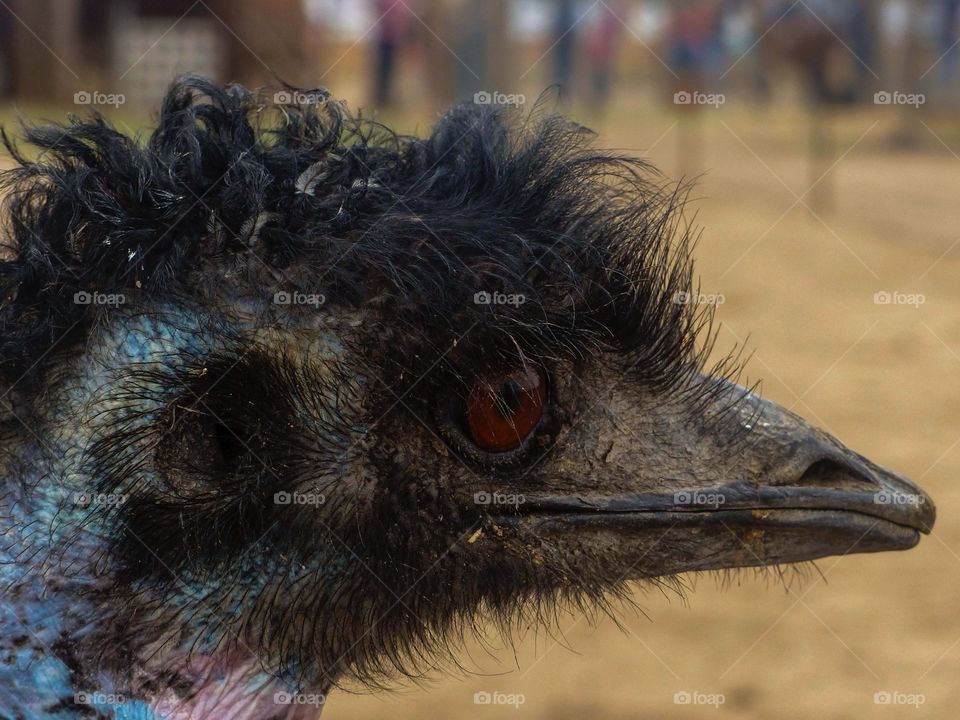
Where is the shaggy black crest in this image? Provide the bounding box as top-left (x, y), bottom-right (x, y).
top-left (0, 75), bottom-right (935, 706)
top-left (0, 75), bottom-right (715, 403)
top-left (0, 77), bottom-right (765, 695)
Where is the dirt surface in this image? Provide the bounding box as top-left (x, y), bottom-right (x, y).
top-left (327, 102), bottom-right (960, 719)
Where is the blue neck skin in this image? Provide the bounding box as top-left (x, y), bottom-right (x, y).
top-left (0, 312), bottom-right (329, 718)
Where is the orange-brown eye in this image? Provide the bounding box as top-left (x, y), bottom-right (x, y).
top-left (466, 365), bottom-right (545, 452)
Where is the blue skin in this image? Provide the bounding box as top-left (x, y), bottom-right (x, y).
top-left (0, 313), bottom-right (191, 716)
top-left (0, 309), bottom-right (323, 716)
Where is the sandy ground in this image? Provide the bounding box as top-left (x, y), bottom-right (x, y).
top-left (325, 101), bottom-right (960, 719)
top-left (1, 96), bottom-right (955, 719)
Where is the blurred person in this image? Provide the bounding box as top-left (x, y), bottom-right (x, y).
top-left (551, 0), bottom-right (579, 100)
top-left (720, 0), bottom-right (770, 99)
top-left (719, 0), bottom-right (755, 60)
top-left (668, 1), bottom-right (723, 178)
top-left (372, 0), bottom-right (410, 106)
top-left (938, 0), bottom-right (960, 93)
top-left (453, 0), bottom-right (490, 100)
top-left (848, 0), bottom-right (878, 100)
top-left (769, 0), bottom-right (857, 104)
top-left (447, 0), bottom-right (510, 104)
top-left (765, 0), bottom-right (872, 210)
top-left (879, 0), bottom-right (926, 99)
top-left (668, 0), bottom-right (722, 93)
top-left (586, 0), bottom-right (626, 108)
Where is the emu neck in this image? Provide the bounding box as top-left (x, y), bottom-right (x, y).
top-left (1, 447), bottom-right (328, 718)
top-left (0, 307), bottom-right (342, 717)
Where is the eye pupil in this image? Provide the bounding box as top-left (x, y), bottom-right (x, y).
top-left (466, 365), bottom-right (545, 453)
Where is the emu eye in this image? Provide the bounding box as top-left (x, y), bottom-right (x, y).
top-left (466, 365), bottom-right (545, 452)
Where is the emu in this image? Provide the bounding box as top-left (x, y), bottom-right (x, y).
top-left (0, 77), bottom-right (934, 718)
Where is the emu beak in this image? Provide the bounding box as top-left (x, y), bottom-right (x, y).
top-left (511, 380), bottom-right (935, 574)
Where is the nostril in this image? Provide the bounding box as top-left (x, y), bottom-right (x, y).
top-left (796, 458), bottom-right (878, 492)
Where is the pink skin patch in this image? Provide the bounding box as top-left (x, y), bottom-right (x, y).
top-left (149, 652), bottom-right (326, 719)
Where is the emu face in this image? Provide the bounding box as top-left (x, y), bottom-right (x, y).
top-left (0, 78), bottom-right (934, 711)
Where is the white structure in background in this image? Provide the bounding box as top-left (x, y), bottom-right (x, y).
top-left (112, 9), bottom-right (225, 108)
top-left (305, 0), bottom-right (373, 39)
top-left (303, 0), bottom-right (663, 43)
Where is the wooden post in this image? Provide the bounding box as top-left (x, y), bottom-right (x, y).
top-left (807, 102), bottom-right (834, 214)
top-left (676, 106), bottom-right (705, 180)
top-left (11, 0), bottom-right (81, 103)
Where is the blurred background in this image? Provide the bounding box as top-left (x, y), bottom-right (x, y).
top-left (1, 1), bottom-right (959, 718)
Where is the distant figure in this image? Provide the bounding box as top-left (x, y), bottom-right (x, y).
top-left (720, 0), bottom-right (767, 99)
top-left (939, 0), bottom-right (960, 92)
top-left (551, 0), bottom-right (579, 100)
top-left (452, 0), bottom-right (490, 101)
top-left (666, 1), bottom-right (722, 178)
top-left (848, 0), bottom-right (876, 99)
top-left (667, 0), bottom-right (722, 94)
top-left (586, 1), bottom-right (625, 108)
top-left (372, 0), bottom-right (409, 106)
top-left (769, 0), bottom-right (857, 104)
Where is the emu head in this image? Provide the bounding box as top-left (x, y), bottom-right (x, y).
top-left (0, 77), bottom-right (934, 713)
